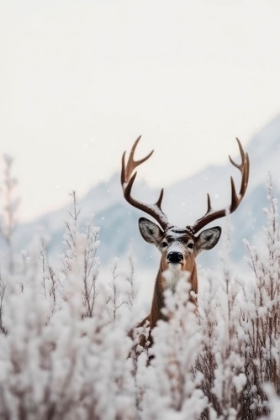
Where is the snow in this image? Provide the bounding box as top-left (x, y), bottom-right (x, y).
top-left (0, 116), bottom-right (280, 417)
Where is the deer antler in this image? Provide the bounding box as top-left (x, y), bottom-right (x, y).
top-left (188, 138), bottom-right (250, 234)
top-left (121, 136), bottom-right (170, 231)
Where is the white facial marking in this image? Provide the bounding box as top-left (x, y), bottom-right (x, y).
top-left (168, 263), bottom-right (182, 271)
top-left (163, 269), bottom-right (182, 293)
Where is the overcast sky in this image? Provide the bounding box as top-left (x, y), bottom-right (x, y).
top-left (1, 0), bottom-right (280, 222)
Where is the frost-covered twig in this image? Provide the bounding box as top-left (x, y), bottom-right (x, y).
top-left (0, 155), bottom-right (20, 274)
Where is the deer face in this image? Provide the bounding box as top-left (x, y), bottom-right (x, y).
top-left (139, 217), bottom-right (221, 273)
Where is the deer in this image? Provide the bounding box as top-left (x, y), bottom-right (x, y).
top-left (121, 136), bottom-right (249, 351)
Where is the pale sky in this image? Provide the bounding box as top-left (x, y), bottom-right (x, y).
top-left (1, 1), bottom-right (280, 222)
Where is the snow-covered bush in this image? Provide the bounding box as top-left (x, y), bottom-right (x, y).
top-left (195, 175), bottom-right (280, 419)
top-left (0, 190), bottom-right (137, 420)
top-left (1, 171), bottom-right (280, 419)
top-left (141, 276), bottom-right (207, 419)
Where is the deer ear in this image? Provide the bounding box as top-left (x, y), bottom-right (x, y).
top-left (196, 226), bottom-right (221, 253)
top-left (138, 217), bottom-right (164, 245)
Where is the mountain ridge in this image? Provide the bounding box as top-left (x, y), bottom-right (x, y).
top-left (10, 114), bottom-right (280, 268)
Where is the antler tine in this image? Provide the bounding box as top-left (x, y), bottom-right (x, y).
top-left (189, 138), bottom-right (250, 234)
top-left (229, 138), bottom-right (245, 169)
top-left (228, 138), bottom-right (250, 212)
top-left (121, 136), bottom-right (170, 230)
top-left (207, 193), bottom-right (212, 212)
top-left (121, 136), bottom-right (154, 186)
top-left (156, 188), bottom-right (164, 208)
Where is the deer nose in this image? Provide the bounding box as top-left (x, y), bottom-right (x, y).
top-left (167, 252), bottom-right (183, 263)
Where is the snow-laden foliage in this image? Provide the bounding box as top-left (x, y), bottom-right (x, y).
top-left (0, 155), bottom-right (20, 274)
top-left (1, 175), bottom-right (280, 418)
top-left (0, 192), bottom-right (136, 420)
top-left (140, 277), bottom-right (207, 419)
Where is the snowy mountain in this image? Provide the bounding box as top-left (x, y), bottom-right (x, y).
top-left (12, 114), bottom-right (280, 269)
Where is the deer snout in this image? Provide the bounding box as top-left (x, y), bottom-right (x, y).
top-left (167, 251), bottom-right (183, 264)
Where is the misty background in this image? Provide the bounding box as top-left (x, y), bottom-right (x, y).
top-left (1, 1), bottom-right (280, 222)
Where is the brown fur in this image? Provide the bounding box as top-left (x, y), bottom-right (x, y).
top-left (131, 226), bottom-right (209, 357)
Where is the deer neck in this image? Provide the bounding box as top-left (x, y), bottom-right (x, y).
top-left (149, 262), bottom-right (198, 329)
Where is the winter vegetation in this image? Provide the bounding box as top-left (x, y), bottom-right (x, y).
top-left (1, 157), bottom-right (280, 419)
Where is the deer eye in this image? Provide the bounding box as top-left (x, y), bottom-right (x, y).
top-left (187, 243), bottom-right (194, 249)
top-left (161, 241), bottom-right (168, 248)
